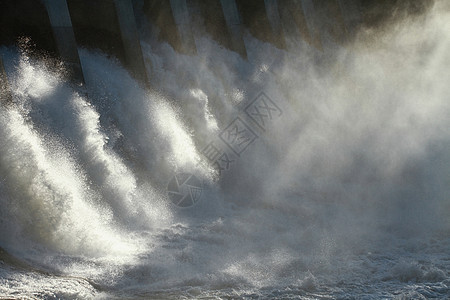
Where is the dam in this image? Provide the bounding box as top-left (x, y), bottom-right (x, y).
top-left (0, 0), bottom-right (367, 86)
top-left (0, 1), bottom-right (449, 299)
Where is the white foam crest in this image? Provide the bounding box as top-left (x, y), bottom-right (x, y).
top-left (71, 90), bottom-right (173, 228)
top-left (0, 60), bottom-right (144, 255)
top-left (78, 49), bottom-right (214, 181)
top-left (71, 94), bottom-right (139, 220)
top-left (13, 55), bottom-right (59, 102)
top-left (7, 50), bottom-right (172, 233)
top-left (0, 100), bottom-right (139, 259)
top-left (0, 265), bottom-right (102, 299)
top-left (153, 100), bottom-right (201, 170)
top-left (189, 88), bottom-right (219, 132)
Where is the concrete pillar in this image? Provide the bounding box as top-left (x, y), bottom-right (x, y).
top-left (169, 0), bottom-right (196, 54)
top-left (298, 0), bottom-right (323, 50)
top-left (43, 0), bottom-right (84, 84)
top-left (113, 0), bottom-right (150, 87)
top-left (264, 0), bottom-right (285, 48)
top-left (298, 0), bottom-right (346, 51)
top-left (0, 57), bottom-right (13, 105)
top-left (220, 0), bottom-right (247, 58)
top-left (277, 0), bottom-right (315, 48)
top-left (337, 0), bottom-right (361, 35)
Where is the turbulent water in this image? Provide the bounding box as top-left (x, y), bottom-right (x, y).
top-left (1, 2), bottom-right (450, 299)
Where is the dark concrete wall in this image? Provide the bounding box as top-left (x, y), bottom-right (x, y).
top-left (0, 57), bottom-right (13, 105)
top-left (113, 0), bottom-right (149, 86)
top-left (278, 0), bottom-right (316, 47)
top-left (67, 0), bottom-right (126, 63)
top-left (0, 0), bottom-right (437, 73)
top-left (0, 0), bottom-right (57, 54)
top-left (44, 0), bottom-right (84, 84)
top-left (312, 0), bottom-right (347, 44)
top-left (192, 0), bottom-right (232, 51)
top-left (236, 0), bottom-right (285, 48)
top-left (360, 0), bottom-right (434, 28)
top-left (143, 0), bottom-right (185, 53)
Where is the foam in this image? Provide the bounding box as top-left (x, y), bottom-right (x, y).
top-left (0, 1), bottom-right (449, 298)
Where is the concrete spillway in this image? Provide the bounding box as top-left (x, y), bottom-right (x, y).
top-left (113, 0), bottom-right (150, 87)
top-left (3, 0), bottom-right (429, 87)
top-left (43, 0), bottom-right (84, 84)
top-left (0, 56), bottom-right (12, 105)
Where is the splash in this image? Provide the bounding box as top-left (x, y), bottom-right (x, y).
top-left (0, 1), bottom-right (449, 298)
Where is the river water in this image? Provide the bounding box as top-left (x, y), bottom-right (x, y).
top-left (0, 2), bottom-right (449, 299)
